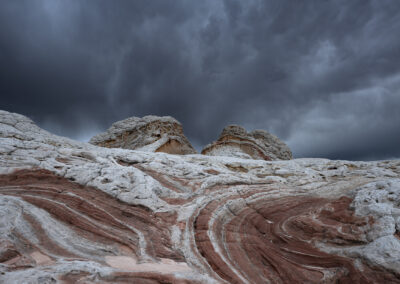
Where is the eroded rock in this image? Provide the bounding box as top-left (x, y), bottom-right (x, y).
top-left (202, 124), bottom-right (292, 160)
top-left (1, 110), bottom-right (400, 283)
top-left (90, 115), bottom-right (196, 155)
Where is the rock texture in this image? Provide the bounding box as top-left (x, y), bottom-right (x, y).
top-left (201, 125), bottom-right (292, 160)
top-left (89, 115), bottom-right (196, 155)
top-left (1, 110), bottom-right (400, 283)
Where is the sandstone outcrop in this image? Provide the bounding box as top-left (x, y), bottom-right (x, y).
top-left (90, 115), bottom-right (196, 155)
top-left (202, 124), bottom-right (292, 160)
top-left (1, 110), bottom-right (400, 283)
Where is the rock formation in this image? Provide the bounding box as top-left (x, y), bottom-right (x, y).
top-left (202, 124), bottom-right (292, 160)
top-left (1, 109), bottom-right (400, 283)
top-left (89, 115), bottom-right (196, 155)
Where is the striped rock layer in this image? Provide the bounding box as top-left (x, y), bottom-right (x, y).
top-left (0, 110), bottom-right (400, 283)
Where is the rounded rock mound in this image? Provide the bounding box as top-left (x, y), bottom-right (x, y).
top-left (201, 125), bottom-right (292, 160)
top-left (89, 115), bottom-right (196, 155)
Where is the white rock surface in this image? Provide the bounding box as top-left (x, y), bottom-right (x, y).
top-left (0, 110), bottom-right (399, 283)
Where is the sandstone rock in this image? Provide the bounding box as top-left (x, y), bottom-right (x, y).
top-left (201, 124), bottom-right (292, 160)
top-left (89, 115), bottom-right (196, 155)
top-left (1, 110), bottom-right (400, 283)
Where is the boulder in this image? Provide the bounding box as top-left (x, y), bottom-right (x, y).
top-left (201, 124), bottom-right (292, 160)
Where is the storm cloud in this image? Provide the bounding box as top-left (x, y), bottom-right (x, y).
top-left (1, 0), bottom-right (400, 160)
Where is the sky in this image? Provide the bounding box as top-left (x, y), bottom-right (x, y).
top-left (1, 0), bottom-right (400, 160)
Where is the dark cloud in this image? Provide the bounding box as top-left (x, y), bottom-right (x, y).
top-left (1, 0), bottom-right (399, 160)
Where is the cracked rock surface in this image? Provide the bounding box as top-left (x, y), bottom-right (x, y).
top-left (1, 110), bottom-right (400, 283)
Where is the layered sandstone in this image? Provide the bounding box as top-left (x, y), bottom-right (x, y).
top-left (202, 125), bottom-right (292, 160)
top-left (1, 110), bottom-right (400, 283)
top-left (90, 115), bottom-right (196, 155)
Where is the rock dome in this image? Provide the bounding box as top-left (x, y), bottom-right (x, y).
top-left (201, 124), bottom-right (292, 160)
top-left (90, 115), bottom-right (196, 155)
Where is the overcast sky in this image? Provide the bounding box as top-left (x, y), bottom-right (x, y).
top-left (1, 0), bottom-right (400, 160)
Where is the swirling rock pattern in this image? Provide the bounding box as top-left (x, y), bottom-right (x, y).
top-left (1, 110), bottom-right (400, 283)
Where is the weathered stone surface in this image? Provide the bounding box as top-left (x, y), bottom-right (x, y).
top-left (201, 125), bottom-right (292, 160)
top-left (90, 115), bottom-right (197, 155)
top-left (1, 110), bottom-right (400, 283)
